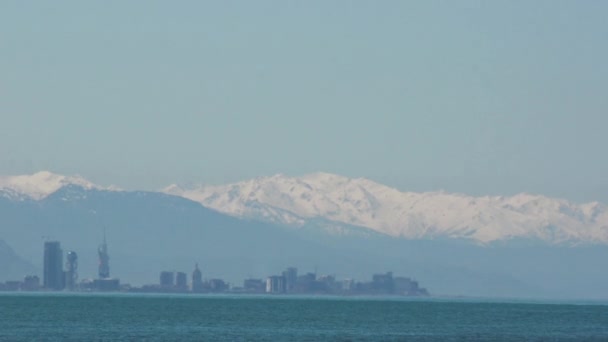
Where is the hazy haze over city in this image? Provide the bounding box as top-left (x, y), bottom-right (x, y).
top-left (1, 1), bottom-right (607, 203)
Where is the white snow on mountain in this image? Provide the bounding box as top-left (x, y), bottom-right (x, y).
top-left (163, 172), bottom-right (608, 244)
top-left (0, 171), bottom-right (119, 200)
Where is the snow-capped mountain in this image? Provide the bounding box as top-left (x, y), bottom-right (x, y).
top-left (3, 170), bottom-right (607, 245)
top-left (163, 172), bottom-right (608, 245)
top-left (0, 171), bottom-right (118, 200)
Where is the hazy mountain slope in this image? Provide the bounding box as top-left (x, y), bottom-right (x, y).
top-left (0, 239), bottom-right (37, 282)
top-left (164, 173), bottom-right (608, 245)
top-left (0, 186), bottom-right (344, 285)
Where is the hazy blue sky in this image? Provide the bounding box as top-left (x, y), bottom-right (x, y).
top-left (1, 1), bottom-right (607, 202)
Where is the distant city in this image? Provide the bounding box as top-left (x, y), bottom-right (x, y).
top-left (0, 237), bottom-right (429, 297)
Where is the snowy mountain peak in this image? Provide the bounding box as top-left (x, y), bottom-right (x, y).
top-left (0, 171), bottom-right (118, 200)
top-left (163, 184), bottom-right (184, 195)
top-left (163, 172), bottom-right (608, 245)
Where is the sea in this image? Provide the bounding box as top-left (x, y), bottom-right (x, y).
top-left (1, 293), bottom-right (608, 341)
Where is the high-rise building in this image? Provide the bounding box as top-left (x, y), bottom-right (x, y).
top-left (98, 232), bottom-right (110, 279)
top-left (282, 267), bottom-right (298, 293)
top-left (93, 231), bottom-right (120, 291)
top-left (295, 272), bottom-right (316, 293)
top-left (176, 272), bottom-right (187, 290)
top-left (372, 272), bottom-right (394, 294)
top-left (64, 251), bottom-right (78, 291)
top-left (266, 275), bottom-right (286, 294)
top-left (43, 241), bottom-right (64, 290)
top-left (160, 271), bottom-right (174, 288)
top-left (192, 263), bottom-right (202, 292)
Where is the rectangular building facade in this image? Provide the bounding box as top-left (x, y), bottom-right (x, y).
top-left (160, 271), bottom-right (174, 288)
top-left (43, 241), bottom-right (64, 291)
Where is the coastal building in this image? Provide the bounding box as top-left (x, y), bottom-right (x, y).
top-left (209, 279), bottom-right (228, 292)
top-left (65, 251), bottom-right (78, 291)
top-left (282, 267), bottom-right (298, 293)
top-left (160, 271), bottom-right (174, 288)
top-left (22, 275), bottom-right (40, 291)
top-left (98, 233), bottom-right (110, 278)
top-left (266, 275), bottom-right (286, 294)
top-left (372, 272), bottom-right (394, 294)
top-left (3, 281), bottom-right (20, 291)
top-left (393, 277), bottom-right (429, 296)
top-left (192, 263), bottom-right (203, 292)
top-left (90, 233), bottom-right (120, 291)
top-left (342, 279), bottom-right (355, 292)
top-left (317, 275), bottom-right (338, 293)
top-left (294, 272), bottom-right (316, 293)
top-left (176, 272), bottom-right (187, 290)
top-left (93, 278), bottom-right (120, 291)
top-left (43, 241), bottom-right (64, 290)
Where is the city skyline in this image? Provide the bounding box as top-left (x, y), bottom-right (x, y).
top-left (3, 238), bottom-right (428, 297)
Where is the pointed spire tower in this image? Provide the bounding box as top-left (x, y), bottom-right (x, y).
top-left (98, 227), bottom-right (110, 279)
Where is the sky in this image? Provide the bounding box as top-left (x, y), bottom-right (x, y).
top-left (1, 1), bottom-right (607, 202)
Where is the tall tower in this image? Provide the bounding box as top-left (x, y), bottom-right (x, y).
top-left (98, 230), bottom-right (110, 279)
top-left (282, 267), bottom-right (298, 293)
top-left (65, 251), bottom-right (78, 290)
top-left (192, 263), bottom-right (202, 292)
top-left (43, 241), bottom-right (64, 290)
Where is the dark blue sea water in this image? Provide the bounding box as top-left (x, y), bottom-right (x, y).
top-left (1, 294), bottom-right (608, 341)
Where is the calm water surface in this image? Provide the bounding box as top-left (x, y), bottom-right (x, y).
top-left (1, 293), bottom-right (608, 341)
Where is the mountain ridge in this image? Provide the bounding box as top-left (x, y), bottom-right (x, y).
top-left (163, 172), bottom-right (608, 245)
top-left (2, 171), bottom-right (608, 245)
top-left (0, 171), bottom-right (120, 200)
